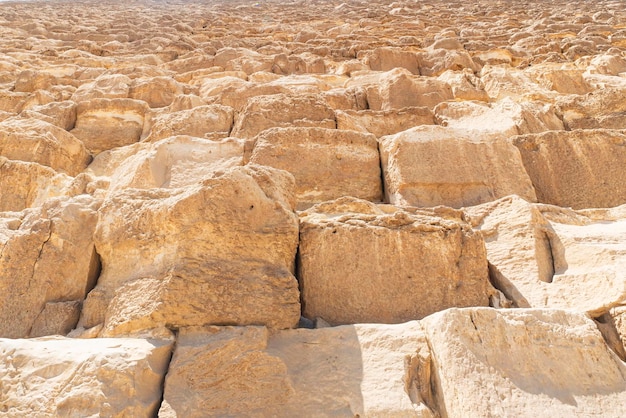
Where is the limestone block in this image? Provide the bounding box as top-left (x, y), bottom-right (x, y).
top-left (160, 322), bottom-right (435, 417)
top-left (20, 100), bottom-right (77, 131)
top-left (70, 98), bottom-right (150, 154)
top-left (512, 129), bottom-right (626, 209)
top-left (525, 63), bottom-right (592, 94)
top-left (417, 48), bottom-right (481, 77)
top-left (71, 73), bottom-right (132, 102)
top-left (434, 98), bottom-right (563, 135)
top-left (336, 106), bottom-right (434, 137)
top-left (366, 68), bottom-right (454, 110)
top-left (480, 64), bottom-right (555, 101)
top-left (379, 126), bottom-right (536, 208)
top-left (107, 135), bottom-right (244, 190)
top-left (29, 301), bottom-right (81, 337)
top-left (231, 93), bottom-right (336, 139)
top-left (0, 90), bottom-right (29, 113)
top-left (215, 82), bottom-right (289, 111)
top-left (362, 47), bottom-right (421, 74)
top-left (13, 69), bottom-right (59, 93)
top-left (0, 117), bottom-right (90, 176)
top-left (421, 308), bottom-right (626, 417)
top-left (556, 88), bottom-right (626, 130)
top-left (437, 69), bottom-right (490, 101)
top-left (81, 165), bottom-right (300, 334)
top-left (0, 336), bottom-right (172, 417)
top-left (247, 127), bottom-right (381, 209)
top-left (145, 104), bottom-right (234, 142)
top-left (0, 195), bottom-right (101, 338)
top-left (0, 157), bottom-right (75, 212)
top-left (466, 196), bottom-right (626, 315)
top-left (129, 76), bottom-right (185, 108)
top-left (298, 197), bottom-right (493, 325)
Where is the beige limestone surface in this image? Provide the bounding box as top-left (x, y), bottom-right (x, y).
top-left (0, 0), bottom-right (625, 415)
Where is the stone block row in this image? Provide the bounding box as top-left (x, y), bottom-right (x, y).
top-left (3, 308), bottom-right (626, 417)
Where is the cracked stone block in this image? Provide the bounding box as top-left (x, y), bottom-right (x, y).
top-left (0, 195), bottom-right (101, 338)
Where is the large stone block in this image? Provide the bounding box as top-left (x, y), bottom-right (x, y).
top-left (379, 126), bottom-right (536, 208)
top-left (0, 158), bottom-right (75, 212)
top-left (145, 104), bottom-right (234, 142)
top-left (336, 106), bottom-right (434, 137)
top-left (80, 165), bottom-right (301, 334)
top-left (247, 127), bottom-right (382, 209)
top-left (512, 129), bottom-right (626, 209)
top-left (0, 196), bottom-right (101, 338)
top-left (0, 117), bottom-right (90, 176)
top-left (231, 93), bottom-right (336, 139)
top-left (365, 68), bottom-right (453, 110)
top-left (421, 308), bottom-right (626, 417)
top-left (466, 196), bottom-right (626, 316)
top-left (0, 336), bottom-right (172, 417)
top-left (70, 98), bottom-right (151, 155)
top-left (160, 321), bottom-right (435, 417)
top-left (298, 197), bottom-right (494, 325)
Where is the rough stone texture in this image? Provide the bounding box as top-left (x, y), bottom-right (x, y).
top-left (434, 98), bottom-right (563, 135)
top-left (0, 196), bottom-right (101, 338)
top-left (0, 336), bottom-right (172, 417)
top-left (129, 76), bottom-right (184, 108)
top-left (467, 196), bottom-right (626, 316)
top-left (365, 68), bottom-right (454, 110)
top-left (421, 308), bottom-right (626, 417)
top-left (379, 126), bottom-right (537, 208)
top-left (247, 127), bottom-right (382, 209)
top-left (556, 88), bottom-right (626, 130)
top-left (1, 0), bottom-right (626, 415)
top-left (336, 106), bottom-right (434, 137)
top-left (0, 117), bottom-right (91, 176)
top-left (0, 157), bottom-right (75, 212)
top-left (231, 93), bottom-right (336, 139)
top-left (298, 197), bottom-right (494, 325)
top-left (96, 135), bottom-right (244, 191)
top-left (70, 98), bottom-right (150, 155)
top-left (145, 104), bottom-right (234, 142)
top-left (80, 165), bottom-right (300, 334)
top-left (512, 129), bottom-right (626, 209)
top-left (160, 322), bottom-right (435, 417)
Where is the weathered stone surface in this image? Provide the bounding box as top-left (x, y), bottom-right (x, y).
top-left (0, 158), bottom-right (75, 212)
top-left (0, 196), bottom-right (101, 338)
top-left (0, 336), bottom-right (172, 417)
top-left (434, 98), bottom-right (563, 135)
top-left (556, 88), bottom-right (626, 130)
top-left (71, 73), bottom-right (132, 102)
top-left (336, 106), bottom-right (434, 137)
top-left (365, 68), bottom-right (454, 110)
top-left (379, 126), bottom-right (536, 208)
top-left (298, 197), bottom-right (494, 325)
top-left (231, 93), bottom-right (336, 139)
top-left (0, 117), bottom-right (90, 176)
top-left (106, 135), bottom-right (244, 191)
top-left (70, 98), bottom-right (150, 155)
top-left (160, 321), bottom-right (435, 417)
top-left (247, 127), bottom-right (382, 209)
top-left (145, 104), bottom-right (234, 142)
top-left (512, 129), bottom-right (626, 209)
top-left (362, 47), bottom-right (421, 74)
top-left (80, 165), bottom-right (300, 334)
top-left (129, 76), bottom-right (184, 108)
top-left (421, 308), bottom-right (626, 417)
top-left (467, 195), bottom-right (626, 315)
top-left (437, 69), bottom-right (490, 101)
top-left (19, 101), bottom-right (77, 131)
